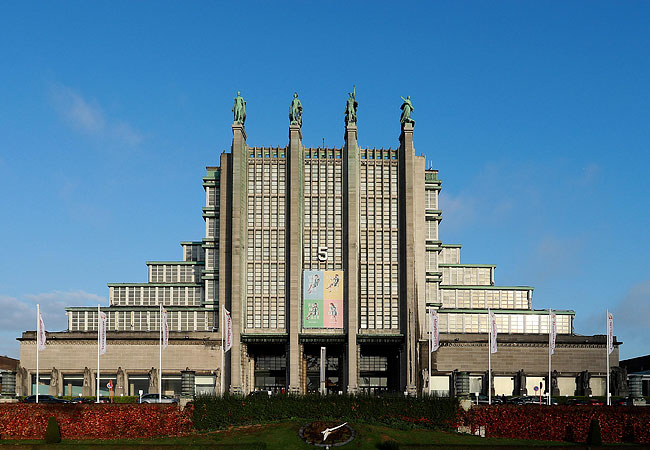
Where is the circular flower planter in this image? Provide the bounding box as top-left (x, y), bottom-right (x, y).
top-left (299, 421), bottom-right (355, 447)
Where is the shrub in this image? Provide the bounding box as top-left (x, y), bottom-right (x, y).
top-left (45, 416), bottom-right (61, 444)
top-left (0, 404), bottom-right (193, 440)
top-left (193, 394), bottom-right (458, 431)
top-left (586, 418), bottom-right (602, 446)
top-left (458, 405), bottom-right (650, 444)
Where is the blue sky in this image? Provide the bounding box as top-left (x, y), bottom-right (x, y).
top-left (1, 1), bottom-right (648, 360)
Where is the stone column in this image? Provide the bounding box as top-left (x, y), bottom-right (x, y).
top-left (399, 122), bottom-right (418, 395)
top-left (287, 124), bottom-right (304, 394)
top-left (343, 124), bottom-right (359, 394)
top-left (218, 152), bottom-right (231, 393)
top-left (229, 123), bottom-right (248, 395)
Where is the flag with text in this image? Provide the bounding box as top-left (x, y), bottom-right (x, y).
top-left (162, 307), bottom-right (169, 349)
top-left (430, 310), bottom-right (439, 352)
top-left (489, 310), bottom-right (498, 354)
top-left (224, 308), bottom-right (233, 352)
top-left (37, 311), bottom-right (46, 351)
top-left (607, 311), bottom-right (614, 355)
top-left (99, 311), bottom-right (107, 355)
top-left (550, 311), bottom-right (557, 355)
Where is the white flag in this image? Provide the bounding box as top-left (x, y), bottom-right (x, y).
top-left (161, 307), bottom-right (169, 349)
top-left (224, 308), bottom-right (233, 352)
top-left (37, 311), bottom-right (47, 351)
top-left (607, 311), bottom-right (614, 355)
top-left (549, 311), bottom-right (557, 355)
top-left (430, 310), bottom-right (439, 352)
top-left (98, 311), bottom-right (107, 355)
top-left (489, 310), bottom-right (498, 354)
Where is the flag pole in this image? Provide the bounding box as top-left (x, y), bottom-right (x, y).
top-left (97, 304), bottom-right (100, 403)
top-left (36, 304), bottom-right (40, 404)
top-left (606, 309), bottom-right (610, 406)
top-left (428, 307), bottom-right (432, 396)
top-left (488, 308), bottom-right (492, 406)
top-left (159, 303), bottom-right (162, 403)
top-left (548, 308), bottom-right (552, 406)
top-left (221, 304), bottom-right (225, 396)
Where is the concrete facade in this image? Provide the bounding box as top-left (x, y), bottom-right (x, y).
top-left (16, 96), bottom-right (621, 398)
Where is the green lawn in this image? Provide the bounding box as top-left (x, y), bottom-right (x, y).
top-left (0, 421), bottom-right (637, 449)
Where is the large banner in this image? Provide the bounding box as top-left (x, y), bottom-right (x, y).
top-left (303, 270), bottom-right (343, 329)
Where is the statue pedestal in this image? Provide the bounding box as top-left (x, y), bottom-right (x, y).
top-left (232, 122), bottom-right (246, 141)
top-left (400, 122), bottom-right (414, 149)
top-left (289, 123), bottom-right (302, 140)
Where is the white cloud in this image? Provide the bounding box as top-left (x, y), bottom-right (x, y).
top-left (577, 280), bottom-right (650, 359)
top-left (438, 187), bottom-right (514, 231)
top-left (0, 332), bottom-right (20, 359)
top-left (0, 290), bottom-right (107, 358)
top-left (613, 280), bottom-right (650, 330)
top-left (112, 120), bottom-right (143, 146)
top-left (49, 83), bottom-right (143, 146)
top-left (50, 84), bottom-right (105, 134)
top-left (0, 295), bottom-right (33, 331)
top-left (438, 191), bottom-right (477, 230)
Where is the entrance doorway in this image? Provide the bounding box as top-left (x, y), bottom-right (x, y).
top-left (303, 344), bottom-right (343, 394)
top-left (359, 344), bottom-right (400, 394)
top-left (249, 344), bottom-right (287, 393)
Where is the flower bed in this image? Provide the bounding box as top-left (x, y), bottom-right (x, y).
top-left (458, 405), bottom-right (650, 444)
top-left (0, 403), bottom-right (193, 440)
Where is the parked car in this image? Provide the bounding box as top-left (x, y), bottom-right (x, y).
top-left (70, 397), bottom-right (95, 404)
top-left (613, 396), bottom-right (647, 406)
top-left (567, 398), bottom-right (604, 406)
top-left (70, 396), bottom-right (111, 403)
top-left (138, 393), bottom-right (178, 404)
top-left (508, 395), bottom-right (557, 405)
top-left (248, 390), bottom-right (272, 397)
top-left (23, 395), bottom-right (70, 404)
top-left (472, 394), bottom-right (503, 405)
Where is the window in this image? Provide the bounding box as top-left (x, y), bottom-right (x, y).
top-left (525, 315), bottom-right (539, 333)
top-left (510, 315), bottom-right (524, 333)
top-left (425, 189), bottom-right (437, 209)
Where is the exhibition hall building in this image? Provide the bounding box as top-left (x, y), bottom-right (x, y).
top-left (15, 92), bottom-right (622, 399)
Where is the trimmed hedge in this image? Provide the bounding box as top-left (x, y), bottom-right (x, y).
top-left (193, 394), bottom-right (458, 431)
top-left (45, 416), bottom-right (61, 443)
top-left (0, 404), bottom-right (192, 440)
top-left (459, 405), bottom-right (650, 444)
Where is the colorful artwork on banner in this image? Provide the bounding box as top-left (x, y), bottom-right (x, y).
top-left (303, 270), bottom-right (343, 329)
